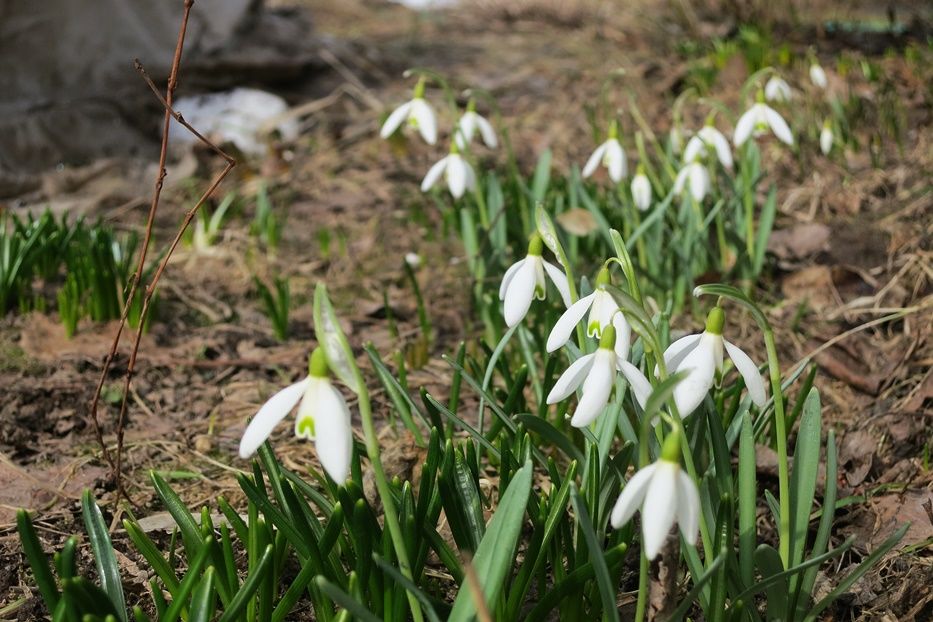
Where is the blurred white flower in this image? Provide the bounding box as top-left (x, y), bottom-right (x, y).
top-left (673, 161), bottom-right (711, 203)
top-left (810, 64), bottom-right (828, 89)
top-left (683, 125), bottom-right (733, 169)
top-left (734, 100), bottom-right (794, 147)
top-left (583, 121), bottom-right (627, 183)
top-left (421, 147), bottom-right (476, 199)
top-left (499, 235), bottom-right (571, 327)
top-left (764, 76), bottom-right (793, 103)
top-left (820, 121), bottom-right (834, 155)
top-left (454, 101), bottom-right (498, 150)
top-left (380, 78), bottom-right (437, 145)
top-left (631, 169), bottom-right (652, 211)
top-left (405, 252), bottom-right (422, 268)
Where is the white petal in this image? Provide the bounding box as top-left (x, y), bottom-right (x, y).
top-left (546, 293), bottom-right (596, 352)
top-left (582, 143), bottom-right (607, 178)
top-left (605, 139), bottom-right (627, 182)
top-left (542, 260), bottom-right (572, 308)
top-left (379, 101), bottom-right (412, 139)
top-left (610, 463), bottom-right (657, 528)
top-left (662, 333), bottom-right (702, 374)
top-left (701, 127), bottom-right (734, 169)
top-left (724, 340), bottom-right (767, 408)
top-left (499, 258), bottom-right (524, 300)
top-left (683, 136), bottom-right (705, 164)
top-left (420, 156), bottom-right (448, 192)
top-left (409, 99), bottom-right (437, 145)
top-left (764, 107), bottom-right (794, 146)
top-left (765, 77), bottom-right (791, 102)
top-left (673, 166), bottom-right (690, 194)
top-left (446, 154), bottom-right (467, 199)
top-left (631, 174), bottom-right (652, 211)
top-left (588, 289), bottom-right (618, 336)
top-left (675, 471), bottom-right (700, 545)
top-left (476, 115), bottom-right (498, 148)
top-left (546, 352), bottom-right (597, 404)
top-left (810, 65), bottom-right (827, 89)
top-left (618, 360), bottom-right (651, 410)
top-left (733, 108), bottom-right (757, 147)
top-left (820, 127), bottom-right (833, 155)
top-left (313, 381), bottom-right (353, 483)
top-left (503, 257), bottom-right (537, 327)
top-left (571, 349), bottom-right (615, 427)
top-left (239, 378), bottom-right (310, 458)
top-left (454, 112), bottom-right (477, 149)
top-left (689, 164), bottom-right (710, 202)
top-left (672, 335), bottom-right (718, 417)
top-left (612, 313), bottom-right (632, 361)
top-left (532, 258), bottom-right (547, 300)
top-left (641, 462), bottom-right (679, 559)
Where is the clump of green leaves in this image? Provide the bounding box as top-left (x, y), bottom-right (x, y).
top-left (254, 275), bottom-right (290, 341)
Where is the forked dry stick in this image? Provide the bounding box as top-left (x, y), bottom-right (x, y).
top-left (88, 0), bottom-right (236, 502)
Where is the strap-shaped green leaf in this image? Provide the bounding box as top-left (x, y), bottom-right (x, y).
top-left (16, 509), bottom-right (60, 612)
top-left (81, 490), bottom-right (127, 622)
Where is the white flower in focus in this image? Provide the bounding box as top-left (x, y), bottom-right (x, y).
top-left (610, 432), bottom-right (700, 560)
top-left (734, 99), bottom-right (794, 147)
top-left (683, 125), bottom-right (733, 169)
top-left (631, 169), bottom-right (652, 211)
top-left (546, 325), bottom-right (652, 428)
top-left (546, 266), bottom-right (632, 361)
top-left (764, 76), bottom-right (793, 103)
top-left (421, 146), bottom-right (476, 199)
top-left (810, 64), bottom-right (828, 89)
top-left (820, 121), bottom-right (834, 155)
top-left (379, 78), bottom-right (437, 145)
top-left (661, 307), bottom-right (767, 417)
top-left (454, 101), bottom-right (498, 150)
top-left (673, 161), bottom-right (711, 203)
top-left (499, 235), bottom-right (572, 327)
top-left (239, 349), bottom-right (352, 483)
top-left (583, 121), bottom-right (627, 183)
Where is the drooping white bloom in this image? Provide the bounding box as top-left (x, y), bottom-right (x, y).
top-left (734, 100), bottom-right (794, 147)
top-left (546, 325), bottom-right (652, 428)
top-left (454, 101), bottom-right (498, 150)
top-left (631, 169), bottom-right (652, 211)
top-left (820, 121), bottom-right (833, 155)
top-left (670, 125), bottom-right (684, 155)
top-left (379, 78), bottom-right (437, 145)
top-left (421, 147), bottom-right (476, 199)
top-left (239, 349), bottom-right (352, 483)
top-left (499, 235), bottom-right (571, 327)
top-left (810, 64), bottom-right (828, 89)
top-left (583, 121), bottom-right (627, 183)
top-left (683, 125), bottom-right (733, 169)
top-left (661, 307), bottom-right (767, 417)
top-left (610, 433), bottom-right (700, 560)
top-left (764, 76), bottom-right (793, 103)
top-left (673, 161), bottom-right (711, 203)
top-left (546, 266), bottom-right (632, 361)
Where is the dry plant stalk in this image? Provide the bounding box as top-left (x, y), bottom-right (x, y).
top-left (88, 0), bottom-right (236, 502)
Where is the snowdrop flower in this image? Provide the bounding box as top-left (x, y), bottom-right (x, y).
top-left (820, 120), bottom-right (834, 155)
top-left (734, 94), bottom-right (794, 147)
top-left (546, 266), bottom-right (631, 360)
top-left (673, 161), bottom-right (711, 203)
top-left (670, 124), bottom-right (684, 156)
top-left (380, 77), bottom-right (437, 145)
top-left (239, 348), bottom-right (352, 483)
top-left (683, 124), bottom-right (733, 170)
top-left (610, 432), bottom-right (700, 560)
top-left (810, 63), bottom-right (828, 89)
top-left (583, 120), bottom-right (627, 183)
top-left (764, 76), bottom-right (793, 103)
top-left (546, 325), bottom-right (652, 428)
top-left (662, 306), bottom-right (767, 417)
top-left (454, 100), bottom-right (498, 150)
top-left (421, 143), bottom-right (476, 199)
top-left (499, 234), bottom-right (571, 327)
top-left (631, 167), bottom-right (652, 211)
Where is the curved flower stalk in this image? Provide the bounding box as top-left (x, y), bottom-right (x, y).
top-left (810, 63), bottom-right (828, 89)
top-left (239, 348), bottom-right (352, 483)
top-left (582, 120), bottom-right (627, 183)
top-left (764, 76), bottom-right (793, 103)
top-left (546, 325), bottom-right (651, 427)
top-left (499, 234), bottom-right (571, 327)
top-left (610, 431), bottom-right (700, 560)
top-left (683, 124), bottom-right (733, 170)
top-left (734, 94), bottom-right (794, 147)
top-left (631, 167), bottom-right (652, 211)
top-left (546, 265), bottom-right (631, 360)
top-left (380, 77), bottom-right (438, 145)
top-left (454, 100), bottom-right (498, 150)
top-left (672, 161), bottom-right (711, 203)
top-left (661, 306), bottom-right (767, 417)
top-left (421, 143), bottom-right (477, 199)
top-left (820, 120), bottom-right (834, 155)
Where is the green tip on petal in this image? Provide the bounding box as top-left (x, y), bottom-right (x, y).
top-left (413, 76), bottom-right (427, 99)
top-left (705, 306), bottom-right (725, 335)
top-left (595, 265), bottom-right (611, 287)
top-left (296, 415), bottom-right (316, 438)
top-left (598, 324), bottom-right (616, 350)
top-left (660, 430), bottom-right (682, 463)
top-left (527, 233), bottom-right (543, 256)
top-left (309, 347), bottom-right (329, 378)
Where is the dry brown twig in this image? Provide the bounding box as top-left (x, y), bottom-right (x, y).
top-left (88, 0), bottom-right (236, 503)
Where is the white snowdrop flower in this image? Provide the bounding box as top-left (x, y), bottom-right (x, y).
top-left (583, 121), bottom-right (627, 183)
top-left (610, 432), bottom-right (700, 560)
top-left (499, 234), bottom-right (572, 327)
top-left (239, 348), bottom-right (352, 483)
top-left (546, 266), bottom-right (632, 361)
top-left (405, 252), bottom-right (422, 268)
top-left (546, 325), bottom-right (652, 428)
top-left (810, 63), bottom-right (828, 89)
top-left (734, 96), bottom-right (794, 147)
top-left (683, 124), bottom-right (733, 170)
top-left (661, 306), bottom-right (767, 418)
top-left (820, 120), bottom-right (834, 155)
top-left (673, 161), bottom-right (711, 203)
top-left (421, 144), bottom-right (476, 199)
top-left (379, 78), bottom-right (438, 145)
top-left (764, 76), bottom-right (793, 103)
top-left (631, 167), bottom-right (652, 211)
top-left (670, 125), bottom-right (684, 156)
top-left (454, 100), bottom-right (498, 150)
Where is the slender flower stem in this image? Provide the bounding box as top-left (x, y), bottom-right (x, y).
top-left (763, 327), bottom-right (791, 567)
top-left (635, 550), bottom-right (649, 622)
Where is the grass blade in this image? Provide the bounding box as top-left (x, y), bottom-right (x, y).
top-left (81, 490), bottom-right (127, 621)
